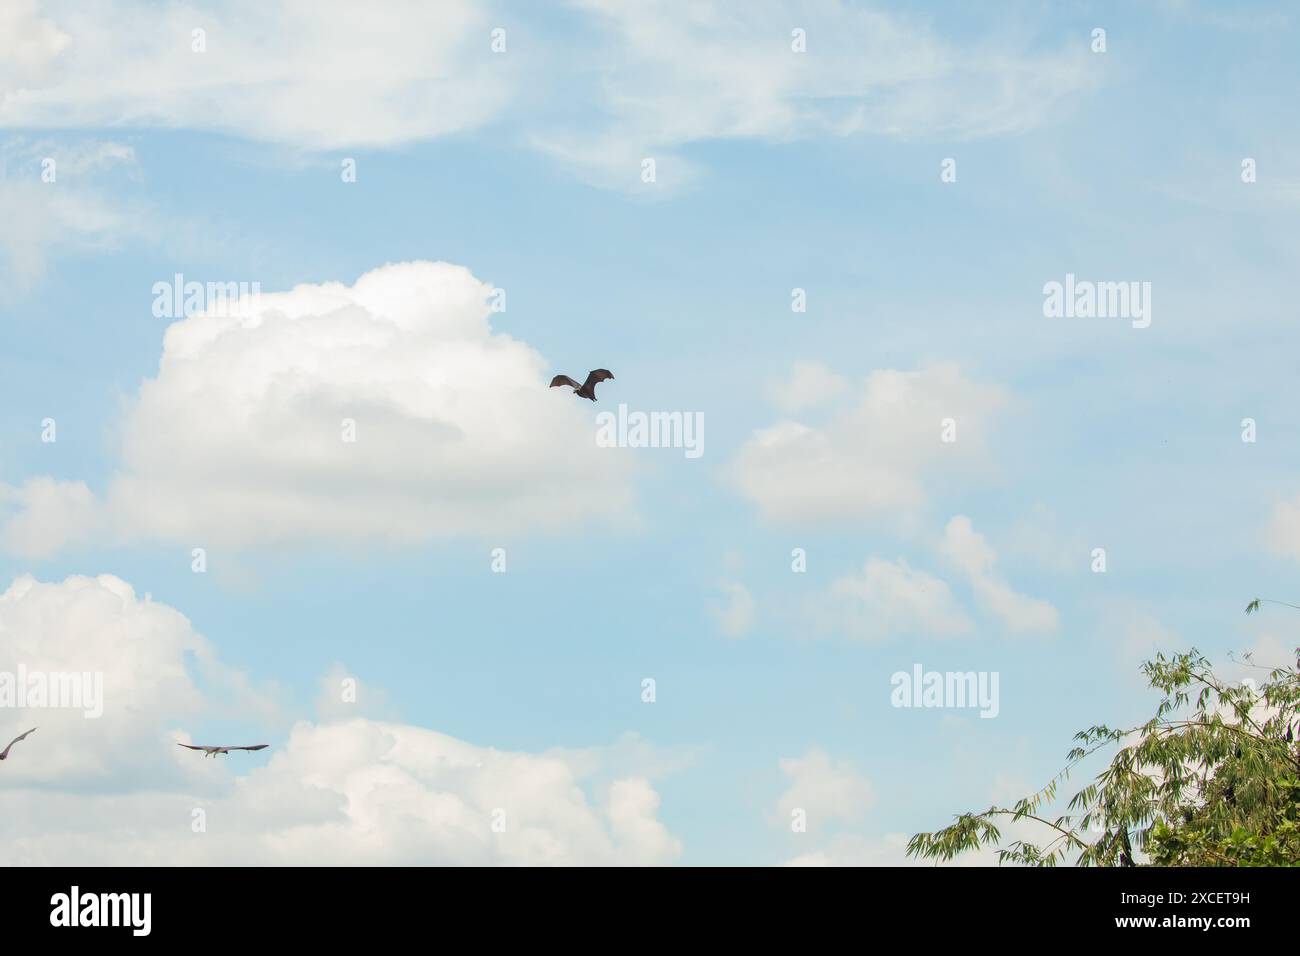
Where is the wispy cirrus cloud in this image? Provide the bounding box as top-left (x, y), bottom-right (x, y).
top-left (0, 136), bottom-right (142, 290)
top-left (533, 0), bottom-right (1098, 189)
top-left (4, 0), bottom-right (1098, 193)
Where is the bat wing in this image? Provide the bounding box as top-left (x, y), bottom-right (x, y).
top-left (550, 375), bottom-right (581, 390)
top-left (0, 727), bottom-right (36, 759)
top-left (583, 369), bottom-right (614, 390)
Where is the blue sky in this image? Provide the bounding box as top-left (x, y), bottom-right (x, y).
top-left (2, 0), bottom-right (1299, 865)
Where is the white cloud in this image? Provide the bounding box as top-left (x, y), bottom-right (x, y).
top-left (940, 516), bottom-right (1059, 635)
top-left (34, 138), bottom-right (136, 176)
top-left (1266, 493), bottom-right (1300, 563)
top-left (1087, 600), bottom-right (1187, 681)
top-left (0, 260), bottom-right (637, 554)
top-left (710, 580), bottom-right (755, 638)
top-left (1231, 634), bottom-right (1299, 675)
top-left (824, 557), bottom-right (971, 642)
top-left (730, 363), bottom-right (1009, 526)
top-left (773, 748), bottom-right (873, 831)
top-left (768, 360), bottom-right (850, 413)
top-left (0, 136), bottom-right (142, 290)
top-left (778, 764), bottom-right (1056, 866)
top-left (0, 1), bottom-right (69, 88)
top-left (1001, 503), bottom-right (1083, 574)
top-left (314, 663), bottom-right (397, 722)
top-left (546, 731), bottom-right (704, 784)
top-left (0, 572), bottom-right (274, 788)
top-left (604, 777), bottom-right (682, 864)
top-left (1119, 612), bottom-right (1182, 659)
top-left (0, 1), bottom-right (512, 151)
top-left (2, 2), bottom-right (1095, 193)
top-left (0, 573), bottom-right (681, 865)
top-left (781, 819), bottom-right (1051, 867)
top-left (783, 831), bottom-right (913, 866)
top-left (537, 0), bottom-right (1096, 188)
top-left (0, 478), bottom-right (101, 559)
top-left (1, 719), bottom-right (683, 865)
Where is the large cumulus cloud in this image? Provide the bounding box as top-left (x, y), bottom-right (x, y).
top-left (1, 260), bottom-right (636, 554)
top-left (0, 572), bottom-right (268, 787)
top-left (0, 573), bottom-right (680, 865)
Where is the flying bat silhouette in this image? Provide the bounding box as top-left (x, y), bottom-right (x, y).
top-left (178, 743), bottom-right (269, 758)
top-left (550, 368), bottom-right (614, 401)
top-left (0, 727), bottom-right (36, 761)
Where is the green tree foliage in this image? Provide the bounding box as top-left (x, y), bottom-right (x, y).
top-left (908, 601), bottom-right (1300, 866)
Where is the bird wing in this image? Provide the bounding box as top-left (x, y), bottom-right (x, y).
top-left (0, 727), bottom-right (36, 759)
top-left (231, 745), bottom-right (269, 752)
top-left (550, 374), bottom-right (581, 390)
top-left (177, 743), bottom-right (210, 751)
top-left (582, 369), bottom-right (614, 390)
